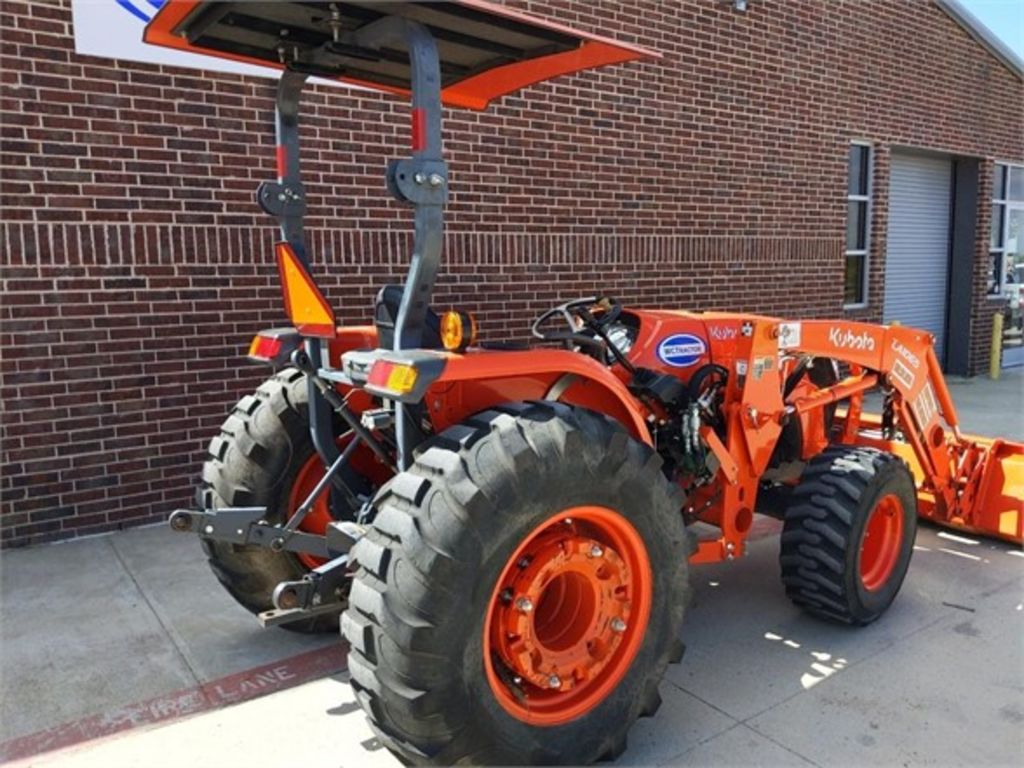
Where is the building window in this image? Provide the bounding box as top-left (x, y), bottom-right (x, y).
top-left (844, 143), bottom-right (872, 307)
top-left (989, 163), bottom-right (1024, 297)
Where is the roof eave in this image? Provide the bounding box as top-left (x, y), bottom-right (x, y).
top-left (934, 0), bottom-right (1024, 81)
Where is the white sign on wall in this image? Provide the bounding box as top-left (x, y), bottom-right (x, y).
top-left (71, 0), bottom-right (280, 78)
top-left (71, 0), bottom-right (351, 89)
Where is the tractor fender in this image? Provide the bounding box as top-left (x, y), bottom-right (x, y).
top-left (424, 349), bottom-right (652, 445)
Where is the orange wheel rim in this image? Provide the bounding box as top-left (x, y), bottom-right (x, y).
top-left (483, 506), bottom-right (653, 726)
top-left (859, 493), bottom-right (904, 591)
top-left (287, 437), bottom-right (391, 570)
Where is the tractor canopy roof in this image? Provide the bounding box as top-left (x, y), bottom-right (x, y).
top-left (144, 1), bottom-right (659, 110)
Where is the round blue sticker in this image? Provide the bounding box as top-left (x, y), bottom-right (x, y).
top-left (657, 333), bottom-right (707, 368)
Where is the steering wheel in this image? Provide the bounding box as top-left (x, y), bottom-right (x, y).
top-left (531, 296), bottom-right (628, 366)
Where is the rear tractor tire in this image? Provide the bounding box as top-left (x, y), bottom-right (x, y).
top-left (342, 402), bottom-right (694, 765)
top-left (780, 445), bottom-right (917, 625)
top-left (199, 368), bottom-right (385, 633)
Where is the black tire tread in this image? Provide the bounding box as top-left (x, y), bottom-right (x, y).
top-left (199, 367), bottom-right (334, 634)
top-left (780, 445), bottom-right (916, 625)
top-left (343, 402), bottom-right (695, 765)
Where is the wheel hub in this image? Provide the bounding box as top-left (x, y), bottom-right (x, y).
top-left (859, 493), bottom-right (905, 591)
top-left (494, 531), bottom-right (632, 691)
top-left (484, 506), bottom-right (652, 726)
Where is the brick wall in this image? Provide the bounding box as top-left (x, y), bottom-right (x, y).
top-left (2, 0), bottom-right (1022, 546)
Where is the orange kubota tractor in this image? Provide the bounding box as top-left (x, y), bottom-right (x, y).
top-left (146, 2), bottom-right (1024, 764)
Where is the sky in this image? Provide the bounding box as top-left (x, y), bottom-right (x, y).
top-left (961, 0), bottom-right (1024, 60)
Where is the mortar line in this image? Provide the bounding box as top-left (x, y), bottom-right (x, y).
top-left (106, 536), bottom-right (205, 689)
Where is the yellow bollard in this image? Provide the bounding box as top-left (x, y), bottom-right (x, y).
top-left (990, 312), bottom-right (1003, 381)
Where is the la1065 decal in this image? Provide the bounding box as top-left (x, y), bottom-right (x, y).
top-left (657, 334), bottom-right (707, 368)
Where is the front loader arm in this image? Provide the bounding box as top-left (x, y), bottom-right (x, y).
top-left (782, 321), bottom-right (1022, 542)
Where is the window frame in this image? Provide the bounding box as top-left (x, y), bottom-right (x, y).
top-left (988, 162), bottom-right (1022, 299)
top-left (843, 140), bottom-right (874, 309)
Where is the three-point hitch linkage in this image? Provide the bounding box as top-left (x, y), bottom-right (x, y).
top-left (168, 14), bottom-right (455, 625)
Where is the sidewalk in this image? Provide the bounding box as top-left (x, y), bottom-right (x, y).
top-left (861, 367), bottom-right (1023, 440)
top-left (0, 525), bottom-right (340, 760)
top-left (924, 368), bottom-right (1023, 439)
top-left (3, 523), bottom-right (1020, 767)
top-left (1, 370), bottom-right (1022, 766)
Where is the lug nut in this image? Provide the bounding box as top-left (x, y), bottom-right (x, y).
top-left (589, 544), bottom-right (603, 558)
top-left (548, 675), bottom-right (561, 689)
top-left (500, 588), bottom-right (513, 604)
top-left (515, 597), bottom-right (533, 614)
top-left (611, 618), bottom-right (627, 633)
top-left (428, 173), bottom-right (444, 187)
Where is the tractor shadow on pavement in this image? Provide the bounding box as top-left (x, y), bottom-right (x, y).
top-left (616, 520), bottom-right (1023, 766)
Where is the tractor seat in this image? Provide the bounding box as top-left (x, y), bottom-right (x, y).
top-left (374, 285), bottom-right (443, 349)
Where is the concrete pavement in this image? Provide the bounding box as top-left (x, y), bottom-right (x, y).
top-left (0, 525), bottom-right (339, 757)
top-left (1, 369), bottom-right (1022, 766)
top-left (5, 524), bottom-right (1021, 768)
top-left (893, 368), bottom-right (1023, 440)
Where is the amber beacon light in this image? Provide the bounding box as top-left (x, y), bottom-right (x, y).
top-left (440, 310), bottom-right (477, 352)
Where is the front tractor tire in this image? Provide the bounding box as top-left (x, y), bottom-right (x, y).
top-left (342, 403), bottom-right (693, 765)
top-left (780, 446), bottom-right (917, 625)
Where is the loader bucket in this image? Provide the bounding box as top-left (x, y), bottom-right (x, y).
top-left (964, 438), bottom-right (1024, 543)
top-left (853, 414), bottom-right (1024, 545)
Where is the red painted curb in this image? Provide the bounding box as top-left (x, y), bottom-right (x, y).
top-left (0, 644), bottom-right (348, 764)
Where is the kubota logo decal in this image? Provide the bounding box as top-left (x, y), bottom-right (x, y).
top-left (657, 334), bottom-right (707, 368)
top-left (827, 327), bottom-right (876, 352)
top-left (707, 325), bottom-right (738, 341)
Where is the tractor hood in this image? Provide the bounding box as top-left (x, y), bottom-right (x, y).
top-left (143, 1), bottom-right (660, 110)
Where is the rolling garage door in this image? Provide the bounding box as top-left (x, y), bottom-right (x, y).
top-left (883, 152), bottom-right (953, 364)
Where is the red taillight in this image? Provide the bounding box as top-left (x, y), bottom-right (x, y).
top-left (248, 335), bottom-right (283, 360)
top-left (367, 360), bottom-right (419, 395)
